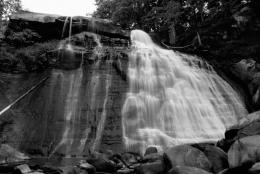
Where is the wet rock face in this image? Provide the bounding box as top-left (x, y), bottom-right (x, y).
top-left (0, 12), bottom-right (130, 157)
top-left (0, 47), bottom-right (129, 156)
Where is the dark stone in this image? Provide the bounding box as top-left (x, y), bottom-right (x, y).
top-left (135, 160), bottom-right (166, 174)
top-left (192, 144), bottom-right (228, 173)
top-left (165, 145), bottom-right (212, 172)
top-left (67, 166), bottom-right (88, 174)
top-left (79, 161), bottom-right (96, 174)
top-left (144, 146), bottom-right (158, 156)
top-left (228, 135), bottom-right (260, 168)
top-left (121, 152), bottom-right (142, 166)
top-left (87, 152), bottom-right (117, 173)
top-left (117, 168), bottom-right (135, 174)
top-left (167, 166), bottom-right (212, 174)
top-left (14, 164), bottom-right (31, 174)
top-left (218, 161), bottom-right (254, 174)
top-left (248, 162), bottom-right (260, 174)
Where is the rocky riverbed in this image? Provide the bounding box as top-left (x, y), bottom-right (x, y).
top-left (1, 110), bottom-right (260, 174)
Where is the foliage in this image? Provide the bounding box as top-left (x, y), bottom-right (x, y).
top-left (0, 0), bottom-right (21, 20)
top-left (5, 29), bottom-right (42, 47)
top-left (94, 0), bottom-right (255, 45)
top-left (0, 40), bottom-right (59, 72)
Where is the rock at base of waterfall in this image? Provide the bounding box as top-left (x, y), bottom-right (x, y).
top-left (0, 163), bottom-right (62, 174)
top-left (218, 161), bottom-right (254, 174)
top-left (79, 161), bottom-right (96, 174)
top-left (167, 166), bottom-right (212, 174)
top-left (86, 152), bottom-right (117, 173)
top-left (135, 160), bottom-right (167, 174)
top-left (135, 152), bottom-right (171, 174)
top-left (218, 111), bottom-right (260, 152)
top-left (249, 162), bottom-right (260, 174)
top-left (228, 135), bottom-right (260, 168)
top-left (15, 164), bottom-right (32, 173)
top-left (117, 168), bottom-right (135, 174)
top-left (144, 146), bottom-right (158, 156)
top-left (121, 152), bottom-right (142, 166)
top-left (226, 111), bottom-right (260, 140)
top-left (192, 144), bottom-right (228, 174)
top-left (67, 167), bottom-right (88, 174)
top-left (0, 144), bottom-right (30, 164)
top-left (165, 145), bottom-right (212, 172)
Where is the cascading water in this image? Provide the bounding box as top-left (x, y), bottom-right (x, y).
top-left (51, 27), bottom-right (113, 156)
top-left (54, 57), bottom-right (84, 156)
top-left (92, 74), bottom-right (112, 151)
top-left (122, 30), bottom-right (247, 153)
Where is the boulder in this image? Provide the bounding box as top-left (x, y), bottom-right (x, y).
top-left (218, 111), bottom-right (260, 152)
top-left (78, 161), bottom-right (96, 174)
top-left (135, 152), bottom-right (171, 174)
top-left (14, 164), bottom-right (32, 174)
top-left (165, 145), bottom-right (212, 172)
top-left (67, 166), bottom-right (88, 174)
top-left (0, 144), bottom-right (29, 164)
top-left (218, 161), bottom-right (254, 174)
top-left (228, 135), bottom-right (260, 168)
top-left (121, 152), bottom-right (142, 166)
top-left (86, 151), bottom-right (117, 173)
top-left (117, 168), bottom-right (135, 174)
top-left (144, 146), bottom-right (158, 156)
top-left (192, 144), bottom-right (228, 173)
top-left (248, 162), bottom-right (260, 174)
top-left (167, 166), bottom-right (212, 174)
top-left (136, 160), bottom-right (166, 174)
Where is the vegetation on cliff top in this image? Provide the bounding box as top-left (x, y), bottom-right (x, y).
top-left (94, 0), bottom-right (260, 60)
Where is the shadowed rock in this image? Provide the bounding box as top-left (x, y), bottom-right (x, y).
top-left (167, 166), bottom-right (212, 174)
top-left (5, 11), bottom-right (130, 47)
top-left (192, 144), bottom-right (228, 173)
top-left (228, 135), bottom-right (260, 168)
top-left (165, 145), bottom-right (212, 172)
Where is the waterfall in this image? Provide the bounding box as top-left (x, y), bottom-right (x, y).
top-left (50, 58), bottom-right (83, 156)
top-left (122, 30), bottom-right (247, 153)
top-left (92, 74), bottom-right (112, 150)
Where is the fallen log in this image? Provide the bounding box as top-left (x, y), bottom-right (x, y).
top-left (0, 76), bottom-right (49, 116)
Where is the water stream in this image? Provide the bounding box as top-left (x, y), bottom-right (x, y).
top-left (122, 30), bottom-right (247, 153)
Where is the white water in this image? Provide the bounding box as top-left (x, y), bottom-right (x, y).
top-left (122, 30), bottom-right (247, 153)
top-left (92, 74), bottom-right (112, 150)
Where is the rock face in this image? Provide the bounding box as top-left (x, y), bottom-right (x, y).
top-left (230, 59), bottom-right (260, 110)
top-left (5, 11), bottom-right (129, 47)
top-left (0, 11), bottom-right (130, 158)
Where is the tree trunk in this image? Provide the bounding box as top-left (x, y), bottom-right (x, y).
top-left (169, 23), bottom-right (176, 44)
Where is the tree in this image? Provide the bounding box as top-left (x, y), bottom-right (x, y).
top-left (0, 0), bottom-right (21, 21)
top-left (94, 0), bottom-right (256, 46)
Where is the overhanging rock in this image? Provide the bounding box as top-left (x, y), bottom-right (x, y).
top-left (5, 11), bottom-right (130, 46)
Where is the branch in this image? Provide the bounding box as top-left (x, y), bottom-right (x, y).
top-left (161, 41), bottom-right (193, 49)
